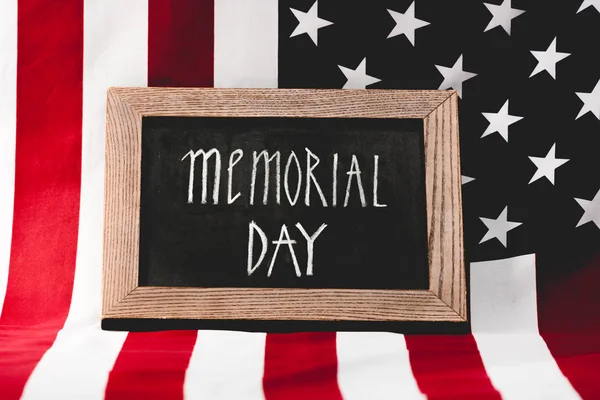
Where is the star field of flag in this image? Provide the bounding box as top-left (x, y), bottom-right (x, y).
top-left (280, 0), bottom-right (600, 270)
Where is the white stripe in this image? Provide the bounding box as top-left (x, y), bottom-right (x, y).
top-left (471, 254), bottom-right (581, 400)
top-left (214, 0), bottom-right (278, 88)
top-left (0, 0), bottom-right (17, 316)
top-left (21, 1), bottom-right (148, 398)
top-left (337, 332), bottom-right (425, 400)
top-left (184, 331), bottom-right (266, 400)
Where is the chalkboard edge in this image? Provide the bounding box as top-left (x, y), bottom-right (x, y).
top-left (103, 88), bottom-right (466, 325)
top-left (101, 317), bottom-right (470, 335)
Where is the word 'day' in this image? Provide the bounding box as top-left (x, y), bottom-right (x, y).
top-left (247, 221), bottom-right (327, 277)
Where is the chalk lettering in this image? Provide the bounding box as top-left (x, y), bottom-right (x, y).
top-left (332, 153), bottom-right (338, 207)
top-left (344, 154), bottom-right (366, 207)
top-left (227, 149), bottom-right (244, 204)
top-left (181, 148), bottom-right (221, 204)
top-left (247, 221), bottom-right (268, 276)
top-left (251, 150), bottom-right (281, 205)
top-left (295, 222), bottom-right (327, 276)
top-left (305, 148), bottom-right (328, 207)
top-left (284, 151), bottom-right (302, 206)
top-left (373, 155), bottom-right (387, 208)
top-left (268, 224), bottom-right (301, 277)
top-left (183, 150), bottom-right (388, 209)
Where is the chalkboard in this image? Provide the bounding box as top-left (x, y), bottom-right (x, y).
top-left (102, 88), bottom-right (466, 327)
top-left (138, 117), bottom-right (429, 290)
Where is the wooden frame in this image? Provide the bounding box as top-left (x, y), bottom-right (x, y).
top-left (103, 88), bottom-right (466, 323)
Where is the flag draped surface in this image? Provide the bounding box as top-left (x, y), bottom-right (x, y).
top-left (0, 0), bottom-right (599, 398)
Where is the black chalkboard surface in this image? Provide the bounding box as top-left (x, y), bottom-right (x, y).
top-left (138, 116), bottom-right (429, 290)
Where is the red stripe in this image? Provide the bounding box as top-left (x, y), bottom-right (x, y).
top-left (263, 332), bottom-right (343, 400)
top-left (105, 1), bottom-right (215, 398)
top-left (405, 335), bottom-right (501, 399)
top-left (104, 331), bottom-right (197, 400)
top-left (148, 0), bottom-right (214, 87)
top-left (537, 251), bottom-right (600, 399)
top-left (0, 0), bottom-right (83, 398)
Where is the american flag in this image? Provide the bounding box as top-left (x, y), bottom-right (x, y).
top-left (0, 0), bottom-right (599, 398)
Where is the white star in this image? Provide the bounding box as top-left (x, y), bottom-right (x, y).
top-left (290, 1), bottom-right (333, 46)
top-left (462, 175), bottom-right (476, 185)
top-left (528, 144), bottom-right (569, 185)
top-left (481, 100), bottom-right (523, 142)
top-left (530, 37), bottom-right (570, 79)
top-left (338, 58), bottom-right (381, 89)
top-left (480, 206), bottom-right (522, 247)
top-left (387, 2), bottom-right (430, 46)
top-left (575, 189), bottom-right (600, 229)
top-left (435, 55), bottom-right (477, 98)
top-left (575, 78), bottom-right (600, 120)
top-left (577, 0), bottom-right (600, 13)
top-left (484, 0), bottom-right (525, 35)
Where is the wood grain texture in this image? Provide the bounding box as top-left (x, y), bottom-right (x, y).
top-left (102, 87), bottom-right (466, 323)
top-left (103, 89), bottom-right (142, 313)
top-left (108, 87), bottom-right (454, 119)
top-left (104, 287), bottom-right (462, 321)
top-left (424, 92), bottom-right (466, 319)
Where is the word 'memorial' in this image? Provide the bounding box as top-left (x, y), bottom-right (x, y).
top-left (180, 147), bottom-right (387, 208)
